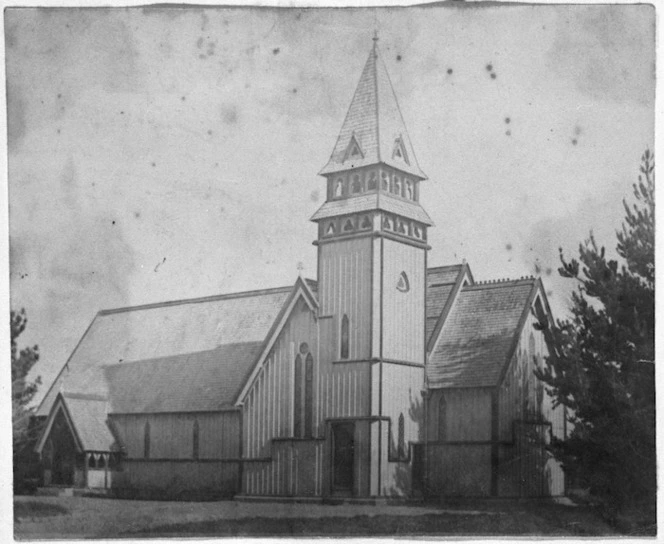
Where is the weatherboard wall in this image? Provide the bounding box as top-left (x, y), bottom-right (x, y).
top-left (111, 411), bottom-right (240, 460)
top-left (242, 297), bottom-right (319, 459)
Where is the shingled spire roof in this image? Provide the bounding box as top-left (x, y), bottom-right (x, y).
top-left (319, 38), bottom-right (427, 179)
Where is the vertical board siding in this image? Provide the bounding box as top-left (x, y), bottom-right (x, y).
top-left (425, 444), bottom-right (492, 497)
top-left (497, 299), bottom-right (565, 496)
top-left (116, 460), bottom-right (239, 497)
top-left (427, 388), bottom-right (492, 442)
top-left (382, 364), bottom-right (424, 452)
top-left (318, 363), bottom-right (371, 421)
top-left (319, 238), bottom-right (372, 361)
top-left (242, 440), bottom-right (324, 497)
top-left (242, 298), bottom-right (318, 458)
top-left (111, 412), bottom-right (240, 460)
top-left (381, 239), bottom-right (425, 364)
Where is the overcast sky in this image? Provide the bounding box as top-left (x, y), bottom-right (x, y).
top-left (6, 5), bottom-right (655, 404)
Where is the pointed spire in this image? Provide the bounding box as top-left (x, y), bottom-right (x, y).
top-left (319, 39), bottom-right (427, 179)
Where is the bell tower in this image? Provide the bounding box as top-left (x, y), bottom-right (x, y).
top-left (312, 37), bottom-right (433, 496)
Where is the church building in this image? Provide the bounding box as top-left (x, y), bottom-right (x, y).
top-left (34, 39), bottom-right (565, 500)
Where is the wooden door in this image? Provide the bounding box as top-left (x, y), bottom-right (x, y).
top-left (332, 423), bottom-right (354, 495)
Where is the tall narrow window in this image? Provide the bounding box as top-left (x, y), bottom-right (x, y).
top-left (351, 174), bottom-right (362, 194)
top-left (398, 413), bottom-right (405, 458)
top-left (304, 354), bottom-right (314, 438)
top-left (335, 178), bottom-right (344, 197)
top-left (340, 314), bottom-right (350, 360)
top-left (193, 419), bottom-right (200, 460)
top-left (294, 354), bottom-right (303, 437)
top-left (367, 171), bottom-right (378, 190)
top-left (438, 395), bottom-right (446, 442)
top-left (381, 171), bottom-right (389, 191)
top-left (144, 421), bottom-right (151, 459)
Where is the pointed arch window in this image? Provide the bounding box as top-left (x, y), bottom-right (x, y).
top-left (382, 215), bottom-right (392, 231)
top-left (398, 413), bottom-right (405, 458)
top-left (406, 180), bottom-right (413, 200)
top-left (326, 221), bottom-right (336, 236)
top-left (438, 395), bottom-right (446, 442)
top-left (340, 314), bottom-right (350, 360)
top-left (397, 272), bottom-right (410, 293)
top-left (294, 354), bottom-right (303, 437)
top-left (343, 218), bottom-right (355, 232)
top-left (144, 421), bottom-right (151, 459)
top-left (193, 419), bottom-right (200, 460)
top-left (392, 175), bottom-right (402, 196)
top-left (335, 177), bottom-right (344, 197)
top-left (344, 134), bottom-right (364, 161)
top-left (360, 215), bottom-right (372, 230)
top-left (351, 174), bottom-right (362, 194)
top-left (304, 354), bottom-right (314, 438)
top-left (381, 171), bottom-right (389, 191)
top-left (367, 170), bottom-right (378, 191)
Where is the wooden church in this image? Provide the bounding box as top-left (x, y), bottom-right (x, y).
top-left (34, 39), bottom-right (566, 500)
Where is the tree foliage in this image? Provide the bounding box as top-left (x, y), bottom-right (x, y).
top-left (535, 149), bottom-right (655, 517)
top-left (11, 308), bottom-right (42, 455)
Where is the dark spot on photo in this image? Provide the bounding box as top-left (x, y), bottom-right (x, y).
top-left (447, 68), bottom-right (453, 74)
top-left (151, 162), bottom-right (156, 167)
top-left (505, 117), bottom-right (511, 124)
top-left (56, 128), bottom-right (61, 134)
top-left (292, 88), bottom-right (298, 94)
top-left (273, 48), bottom-right (280, 55)
top-left (112, 220), bottom-right (116, 225)
top-left (181, 96), bottom-right (186, 101)
top-left (207, 129), bottom-right (213, 135)
top-left (572, 139), bottom-right (578, 146)
top-left (491, 73), bottom-right (497, 79)
top-left (545, 267), bottom-right (553, 276)
top-left (574, 125), bottom-right (582, 135)
top-left (505, 130), bottom-right (511, 136)
top-left (310, 189), bottom-right (319, 202)
top-left (134, 211), bottom-right (141, 219)
top-left (396, 54), bottom-right (402, 61)
top-left (505, 243), bottom-right (513, 251)
top-left (120, 111), bottom-right (124, 115)
top-left (486, 64), bottom-right (493, 71)
top-left (57, 93), bottom-right (62, 99)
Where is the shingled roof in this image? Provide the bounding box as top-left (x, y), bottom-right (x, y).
top-left (319, 42), bottom-right (426, 179)
top-left (311, 192), bottom-right (433, 225)
top-left (427, 278), bottom-right (539, 389)
top-left (37, 281), bottom-right (316, 418)
top-left (425, 264), bottom-right (473, 347)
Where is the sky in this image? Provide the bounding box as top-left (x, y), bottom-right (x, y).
top-left (5, 4), bottom-right (655, 406)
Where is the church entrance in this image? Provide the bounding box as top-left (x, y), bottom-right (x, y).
top-left (331, 422), bottom-right (354, 495)
top-left (46, 409), bottom-right (78, 486)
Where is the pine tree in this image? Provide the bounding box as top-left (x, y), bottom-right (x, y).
top-left (11, 308), bottom-right (42, 457)
top-left (535, 150), bottom-right (655, 521)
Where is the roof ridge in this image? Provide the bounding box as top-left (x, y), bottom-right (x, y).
top-left (427, 264), bottom-right (464, 272)
top-left (466, 277), bottom-right (536, 290)
top-left (97, 285), bottom-right (295, 316)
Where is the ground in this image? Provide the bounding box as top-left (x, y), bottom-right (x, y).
top-left (13, 495), bottom-right (630, 538)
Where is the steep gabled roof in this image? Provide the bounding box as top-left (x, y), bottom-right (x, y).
top-left (426, 263), bottom-right (473, 348)
top-left (104, 344), bottom-right (262, 414)
top-left (37, 281), bottom-right (317, 417)
top-left (35, 392), bottom-right (117, 454)
top-left (319, 42), bottom-right (426, 179)
top-left (427, 278), bottom-right (540, 389)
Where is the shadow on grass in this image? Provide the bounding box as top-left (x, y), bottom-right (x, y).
top-left (14, 501), bottom-right (69, 521)
top-left (125, 510), bottom-right (618, 538)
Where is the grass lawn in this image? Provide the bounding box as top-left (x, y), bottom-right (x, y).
top-left (13, 495), bottom-right (634, 539)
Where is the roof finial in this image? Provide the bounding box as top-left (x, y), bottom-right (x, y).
top-left (373, 29), bottom-right (379, 55)
top-left (297, 261), bottom-right (304, 277)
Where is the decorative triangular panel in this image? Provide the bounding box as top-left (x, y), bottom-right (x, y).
top-left (397, 271), bottom-right (410, 293)
top-left (392, 136), bottom-right (410, 165)
top-left (343, 134), bottom-right (364, 162)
